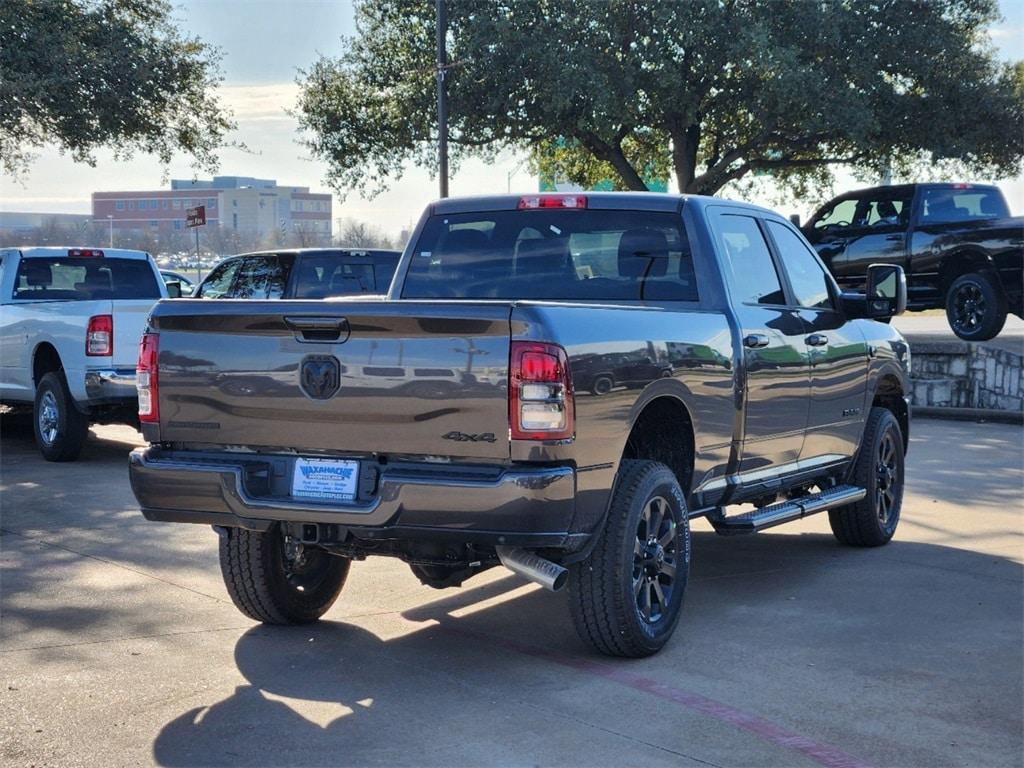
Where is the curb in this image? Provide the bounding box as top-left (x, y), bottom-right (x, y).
top-left (912, 405), bottom-right (1023, 425)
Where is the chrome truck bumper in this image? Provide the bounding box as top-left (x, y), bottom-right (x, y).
top-left (129, 447), bottom-right (581, 549)
top-left (84, 369), bottom-right (137, 403)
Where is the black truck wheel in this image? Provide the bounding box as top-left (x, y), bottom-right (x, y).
top-left (829, 407), bottom-right (904, 547)
top-left (946, 272), bottom-right (1007, 341)
top-left (570, 460), bottom-right (690, 657)
top-left (219, 524), bottom-right (350, 624)
top-left (33, 371), bottom-right (89, 462)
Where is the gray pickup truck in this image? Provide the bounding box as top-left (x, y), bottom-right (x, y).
top-left (130, 193), bottom-right (912, 657)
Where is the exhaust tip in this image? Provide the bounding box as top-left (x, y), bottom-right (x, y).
top-left (496, 546), bottom-right (568, 592)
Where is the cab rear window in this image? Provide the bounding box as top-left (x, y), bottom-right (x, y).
top-left (13, 258), bottom-right (161, 300)
top-left (401, 210), bottom-right (697, 301)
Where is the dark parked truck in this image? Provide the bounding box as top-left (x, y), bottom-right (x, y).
top-left (130, 193), bottom-right (912, 657)
top-left (802, 183), bottom-right (1023, 340)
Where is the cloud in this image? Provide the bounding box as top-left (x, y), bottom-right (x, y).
top-left (219, 83), bottom-right (300, 123)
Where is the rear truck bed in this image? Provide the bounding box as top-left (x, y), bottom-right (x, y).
top-left (129, 298), bottom-right (582, 548)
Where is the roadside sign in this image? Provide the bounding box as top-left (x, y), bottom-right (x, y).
top-left (186, 205), bottom-right (206, 228)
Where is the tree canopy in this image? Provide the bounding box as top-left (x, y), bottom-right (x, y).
top-left (1, 0), bottom-right (234, 176)
top-left (297, 0), bottom-right (1024, 198)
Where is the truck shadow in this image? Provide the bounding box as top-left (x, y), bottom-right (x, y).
top-left (0, 409), bottom-right (142, 462)
top-left (151, 533), bottom-right (1023, 767)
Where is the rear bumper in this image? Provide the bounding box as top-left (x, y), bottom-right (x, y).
top-left (83, 368), bottom-right (137, 404)
top-left (129, 448), bottom-right (579, 548)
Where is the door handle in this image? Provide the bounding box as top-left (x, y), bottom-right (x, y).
top-left (805, 333), bottom-right (829, 347)
top-left (743, 333), bottom-right (770, 349)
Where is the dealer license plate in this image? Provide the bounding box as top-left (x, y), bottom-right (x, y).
top-left (291, 458), bottom-right (359, 501)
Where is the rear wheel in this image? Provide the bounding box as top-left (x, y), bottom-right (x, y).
top-left (33, 371), bottom-right (89, 462)
top-left (829, 407), bottom-right (904, 547)
top-left (219, 524), bottom-right (350, 624)
top-left (570, 460), bottom-right (690, 657)
top-left (946, 272), bottom-right (1006, 341)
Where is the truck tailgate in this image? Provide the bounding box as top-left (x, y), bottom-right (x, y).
top-left (150, 300), bottom-right (512, 459)
top-left (113, 299), bottom-right (161, 369)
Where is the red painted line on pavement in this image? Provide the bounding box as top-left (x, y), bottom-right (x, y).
top-left (441, 625), bottom-right (874, 768)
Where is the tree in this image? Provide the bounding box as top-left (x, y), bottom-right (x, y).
top-left (336, 218), bottom-right (395, 248)
top-left (1, 0), bottom-right (234, 176)
top-left (297, 0), bottom-right (1023, 198)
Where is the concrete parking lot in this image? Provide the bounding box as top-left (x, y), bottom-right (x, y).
top-left (1, 416), bottom-right (1021, 767)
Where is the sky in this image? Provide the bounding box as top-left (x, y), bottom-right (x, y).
top-left (2, 0), bottom-right (1023, 236)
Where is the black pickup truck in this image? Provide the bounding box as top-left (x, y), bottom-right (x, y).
top-left (130, 193), bottom-right (912, 657)
top-left (802, 183), bottom-right (1022, 340)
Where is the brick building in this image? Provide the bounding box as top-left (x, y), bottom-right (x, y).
top-left (91, 176), bottom-right (332, 240)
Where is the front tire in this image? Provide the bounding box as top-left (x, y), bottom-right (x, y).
top-left (570, 460), bottom-right (690, 657)
top-left (219, 525), bottom-right (350, 624)
top-left (829, 407), bottom-right (904, 547)
top-left (946, 272), bottom-right (1006, 341)
top-left (33, 371), bottom-right (89, 462)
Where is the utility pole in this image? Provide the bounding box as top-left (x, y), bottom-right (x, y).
top-left (436, 0), bottom-right (449, 198)
top-left (106, 215), bottom-right (114, 248)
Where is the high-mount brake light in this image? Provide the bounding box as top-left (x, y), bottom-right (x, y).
top-left (86, 315), bottom-right (113, 356)
top-left (517, 195), bottom-right (588, 210)
top-left (68, 248), bottom-right (104, 258)
top-left (137, 333), bottom-right (160, 423)
top-left (509, 341), bottom-right (574, 441)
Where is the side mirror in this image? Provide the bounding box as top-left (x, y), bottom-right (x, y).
top-left (789, 213), bottom-right (801, 227)
top-left (165, 281), bottom-right (182, 299)
top-left (865, 263), bottom-right (907, 319)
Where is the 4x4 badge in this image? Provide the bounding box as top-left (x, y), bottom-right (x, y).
top-left (300, 355), bottom-right (341, 400)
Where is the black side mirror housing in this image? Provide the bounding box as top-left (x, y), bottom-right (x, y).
top-left (839, 264), bottom-right (908, 320)
top-left (165, 281), bottom-right (182, 298)
top-left (789, 213), bottom-right (801, 227)
top-left (865, 263), bottom-right (907, 319)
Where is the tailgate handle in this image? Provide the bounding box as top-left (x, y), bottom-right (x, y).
top-left (284, 316), bottom-right (350, 343)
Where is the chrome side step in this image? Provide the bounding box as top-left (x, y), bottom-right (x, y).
top-left (709, 484), bottom-right (866, 535)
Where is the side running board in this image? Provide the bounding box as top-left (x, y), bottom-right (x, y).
top-left (709, 484), bottom-right (866, 535)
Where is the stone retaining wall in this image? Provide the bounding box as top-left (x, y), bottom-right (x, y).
top-left (909, 340), bottom-right (1023, 413)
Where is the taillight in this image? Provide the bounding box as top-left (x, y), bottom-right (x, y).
top-left (137, 332), bottom-right (159, 423)
top-left (510, 341), bottom-right (574, 440)
top-left (517, 195), bottom-right (587, 210)
top-left (86, 315), bottom-right (113, 356)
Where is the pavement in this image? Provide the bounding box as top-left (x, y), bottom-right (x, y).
top-left (1, 417), bottom-right (1022, 768)
top-left (893, 311), bottom-right (1024, 356)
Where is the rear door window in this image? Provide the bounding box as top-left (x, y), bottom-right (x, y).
top-left (920, 187), bottom-right (1009, 222)
top-left (12, 257), bottom-right (161, 300)
top-left (402, 210), bottom-right (697, 301)
top-left (230, 255), bottom-right (294, 299)
top-left (196, 259), bottom-right (241, 298)
top-left (709, 214), bottom-right (786, 306)
top-left (293, 254), bottom-right (377, 298)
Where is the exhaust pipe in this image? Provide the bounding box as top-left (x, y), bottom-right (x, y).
top-left (495, 546), bottom-right (568, 592)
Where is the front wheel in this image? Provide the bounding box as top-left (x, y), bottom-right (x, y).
top-left (570, 460), bottom-right (690, 657)
top-left (946, 272), bottom-right (1007, 341)
top-left (219, 524), bottom-right (350, 624)
top-left (829, 407), bottom-right (904, 547)
top-left (33, 371), bottom-right (89, 462)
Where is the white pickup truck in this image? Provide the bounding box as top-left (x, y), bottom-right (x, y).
top-left (0, 247), bottom-right (168, 460)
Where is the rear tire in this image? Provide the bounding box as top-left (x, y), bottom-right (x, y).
top-left (829, 407), bottom-right (904, 547)
top-left (219, 524), bottom-right (350, 624)
top-left (33, 371), bottom-right (89, 462)
top-left (570, 460), bottom-right (690, 657)
top-left (946, 272), bottom-right (1006, 341)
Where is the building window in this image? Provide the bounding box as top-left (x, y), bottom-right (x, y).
top-left (129, 200), bottom-right (136, 210)
top-left (161, 199), bottom-right (168, 210)
top-left (232, 212), bottom-right (238, 229)
top-left (207, 197), bottom-right (216, 209)
top-left (232, 199), bottom-right (238, 208)
top-left (150, 220), bottom-right (158, 227)
top-left (115, 200), bottom-right (124, 210)
top-left (174, 220), bottom-right (183, 230)
top-left (172, 199), bottom-right (181, 209)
